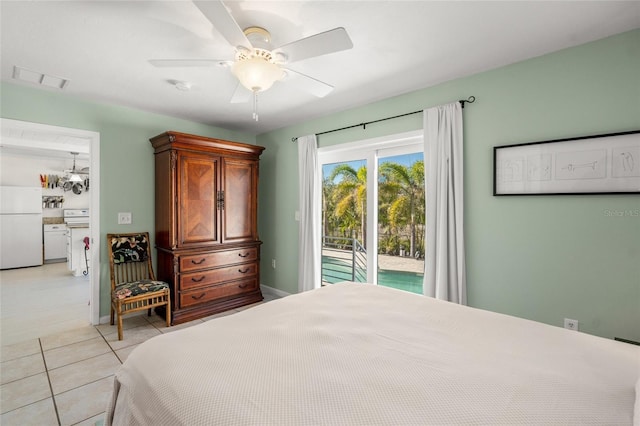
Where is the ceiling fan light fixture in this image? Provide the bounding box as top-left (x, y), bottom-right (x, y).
top-left (232, 54), bottom-right (283, 93)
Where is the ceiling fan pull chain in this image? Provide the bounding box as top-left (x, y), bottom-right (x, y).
top-left (252, 90), bottom-right (259, 121)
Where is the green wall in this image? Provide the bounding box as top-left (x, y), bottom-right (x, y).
top-left (256, 29), bottom-right (640, 341)
top-left (0, 83), bottom-right (256, 316)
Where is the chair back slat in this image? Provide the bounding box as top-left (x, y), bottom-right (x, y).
top-left (113, 261), bottom-right (150, 286)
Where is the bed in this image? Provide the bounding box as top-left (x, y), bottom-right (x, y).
top-left (106, 282), bottom-right (639, 425)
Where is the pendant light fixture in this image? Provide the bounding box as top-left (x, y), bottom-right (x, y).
top-left (67, 152), bottom-right (83, 182)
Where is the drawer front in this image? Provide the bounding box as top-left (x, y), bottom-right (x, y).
top-left (179, 262), bottom-right (258, 290)
top-left (180, 278), bottom-right (258, 308)
top-left (180, 247), bottom-right (258, 272)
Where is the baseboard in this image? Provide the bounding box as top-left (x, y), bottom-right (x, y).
top-left (260, 284), bottom-right (291, 298)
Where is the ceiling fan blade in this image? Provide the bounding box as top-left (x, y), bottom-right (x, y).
top-left (230, 82), bottom-right (251, 104)
top-left (274, 27), bottom-right (353, 63)
top-left (193, 1), bottom-right (252, 51)
top-left (149, 59), bottom-right (223, 67)
top-left (283, 69), bottom-right (334, 98)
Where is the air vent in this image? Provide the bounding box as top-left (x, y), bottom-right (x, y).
top-left (12, 66), bottom-right (70, 89)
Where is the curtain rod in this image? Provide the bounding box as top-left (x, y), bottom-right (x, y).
top-left (291, 96), bottom-right (475, 142)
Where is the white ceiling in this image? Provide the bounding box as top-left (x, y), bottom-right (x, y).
top-left (1, 1), bottom-right (638, 135)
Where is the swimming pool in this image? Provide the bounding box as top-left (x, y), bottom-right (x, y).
top-left (322, 257), bottom-right (423, 295)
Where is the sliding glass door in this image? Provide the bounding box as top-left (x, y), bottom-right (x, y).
top-left (321, 158), bottom-right (368, 285)
top-left (319, 132), bottom-right (425, 294)
top-left (377, 150), bottom-right (424, 294)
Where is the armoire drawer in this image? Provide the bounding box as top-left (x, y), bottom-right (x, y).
top-left (180, 247), bottom-right (258, 273)
top-left (179, 262), bottom-right (258, 290)
top-left (180, 278), bottom-right (259, 308)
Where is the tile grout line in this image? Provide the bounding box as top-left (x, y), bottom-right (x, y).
top-left (39, 337), bottom-right (62, 426)
top-left (96, 316), bottom-right (165, 361)
top-left (47, 350), bottom-right (116, 373)
top-left (56, 374), bottom-right (115, 425)
top-left (0, 352), bottom-right (46, 386)
top-left (0, 396), bottom-right (52, 419)
top-left (46, 326), bottom-right (122, 425)
top-left (42, 330), bottom-right (119, 423)
top-left (0, 348), bottom-right (41, 363)
top-left (96, 324), bottom-right (125, 365)
top-left (70, 413), bottom-right (104, 426)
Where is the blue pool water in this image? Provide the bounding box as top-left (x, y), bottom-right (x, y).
top-left (322, 257), bottom-right (423, 295)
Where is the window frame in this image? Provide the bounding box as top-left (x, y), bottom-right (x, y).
top-left (318, 130), bottom-right (423, 284)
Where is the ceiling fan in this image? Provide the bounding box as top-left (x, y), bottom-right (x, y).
top-left (149, 1), bottom-right (354, 121)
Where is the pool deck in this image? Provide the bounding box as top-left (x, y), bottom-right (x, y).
top-left (323, 248), bottom-right (424, 274)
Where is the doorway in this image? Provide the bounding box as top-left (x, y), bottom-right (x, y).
top-left (319, 130), bottom-right (425, 294)
top-left (0, 118), bottom-right (100, 337)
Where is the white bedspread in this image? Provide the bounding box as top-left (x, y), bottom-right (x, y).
top-left (106, 282), bottom-right (640, 425)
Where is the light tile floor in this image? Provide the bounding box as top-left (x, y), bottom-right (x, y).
top-left (0, 263), bottom-right (91, 346)
top-left (0, 293), bottom-right (280, 426)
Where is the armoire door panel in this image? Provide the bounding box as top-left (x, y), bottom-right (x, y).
top-left (179, 154), bottom-right (219, 246)
top-left (223, 159), bottom-right (256, 243)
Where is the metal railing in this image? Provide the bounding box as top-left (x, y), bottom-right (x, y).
top-left (322, 235), bottom-right (367, 284)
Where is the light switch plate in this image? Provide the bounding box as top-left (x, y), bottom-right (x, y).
top-left (118, 212), bottom-right (132, 225)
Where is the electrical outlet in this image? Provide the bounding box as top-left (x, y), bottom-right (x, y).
top-left (564, 318), bottom-right (579, 331)
top-left (118, 212), bottom-right (132, 225)
top-left (295, 210), bottom-right (300, 221)
top-left (271, 259), bottom-right (276, 269)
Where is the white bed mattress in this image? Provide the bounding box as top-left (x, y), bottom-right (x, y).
top-left (106, 282), bottom-right (639, 425)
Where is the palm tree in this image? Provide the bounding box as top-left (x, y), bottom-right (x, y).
top-left (322, 176), bottom-right (336, 246)
top-left (378, 160), bottom-right (425, 257)
top-left (328, 164), bottom-right (367, 246)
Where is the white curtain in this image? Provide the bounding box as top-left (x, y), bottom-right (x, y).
top-left (423, 102), bottom-right (467, 304)
top-left (297, 134), bottom-right (321, 292)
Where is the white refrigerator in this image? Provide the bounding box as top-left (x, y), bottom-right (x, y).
top-left (0, 186), bottom-right (44, 269)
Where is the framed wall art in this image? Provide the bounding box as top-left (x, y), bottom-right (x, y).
top-left (493, 130), bottom-right (640, 195)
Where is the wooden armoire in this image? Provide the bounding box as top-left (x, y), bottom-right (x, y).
top-left (150, 131), bottom-right (265, 324)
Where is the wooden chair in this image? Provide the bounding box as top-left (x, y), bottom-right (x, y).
top-left (107, 232), bottom-right (170, 340)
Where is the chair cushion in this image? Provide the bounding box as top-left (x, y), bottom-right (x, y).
top-left (113, 279), bottom-right (169, 300)
top-left (111, 235), bottom-right (149, 264)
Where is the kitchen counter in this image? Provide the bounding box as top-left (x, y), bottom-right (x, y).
top-left (43, 217), bottom-right (64, 225)
top-left (66, 223), bottom-right (89, 229)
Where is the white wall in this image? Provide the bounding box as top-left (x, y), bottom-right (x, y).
top-left (0, 151), bottom-right (90, 217)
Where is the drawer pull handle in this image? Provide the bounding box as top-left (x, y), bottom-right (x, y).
top-left (191, 293), bottom-right (206, 300)
top-left (238, 268), bottom-right (250, 274)
top-left (191, 258), bottom-right (206, 265)
top-left (238, 252), bottom-right (250, 258)
top-left (191, 276), bottom-right (205, 282)
top-left (239, 283), bottom-right (248, 289)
